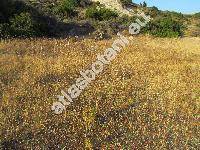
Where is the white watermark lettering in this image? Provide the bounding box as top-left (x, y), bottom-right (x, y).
top-left (52, 11), bottom-right (151, 114)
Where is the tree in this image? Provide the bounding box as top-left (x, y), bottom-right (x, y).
top-left (143, 1), bottom-right (147, 7)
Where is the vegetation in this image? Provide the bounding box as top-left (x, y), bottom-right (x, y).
top-left (0, 36), bottom-right (199, 149)
top-left (120, 0), bottom-right (132, 6)
top-left (0, 0), bottom-right (199, 38)
top-left (144, 17), bottom-right (184, 37)
top-left (194, 12), bottom-right (200, 18)
top-left (56, 0), bottom-right (78, 16)
top-left (9, 12), bottom-right (39, 37)
top-left (86, 5), bottom-right (118, 21)
top-left (0, 0), bottom-right (48, 38)
top-left (142, 1), bottom-right (147, 7)
top-left (147, 6), bottom-right (160, 17)
top-left (0, 1), bottom-right (199, 149)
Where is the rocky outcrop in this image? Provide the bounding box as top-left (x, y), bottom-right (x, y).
top-left (91, 0), bottom-right (133, 15)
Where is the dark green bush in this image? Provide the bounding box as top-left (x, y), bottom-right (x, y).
top-left (120, 0), bottom-right (132, 6)
top-left (86, 5), bottom-right (118, 21)
top-left (112, 15), bottom-right (138, 29)
top-left (56, 0), bottom-right (78, 16)
top-left (148, 6), bottom-right (160, 17)
top-left (0, 0), bottom-right (30, 22)
top-left (144, 17), bottom-right (184, 37)
top-left (10, 13), bottom-right (39, 37)
top-left (114, 14), bottom-right (131, 26)
top-left (78, 0), bottom-right (92, 7)
top-left (0, 23), bottom-right (11, 37)
top-left (142, 1), bottom-right (147, 7)
top-left (0, 0), bottom-right (49, 38)
top-left (194, 12), bottom-right (200, 18)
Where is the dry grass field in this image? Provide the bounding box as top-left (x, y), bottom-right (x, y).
top-left (0, 35), bottom-right (199, 149)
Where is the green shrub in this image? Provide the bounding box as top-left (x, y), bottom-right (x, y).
top-left (0, 23), bottom-right (11, 37)
top-left (148, 6), bottom-right (160, 17)
top-left (194, 12), bottom-right (200, 18)
top-left (9, 12), bottom-right (39, 37)
top-left (120, 0), bottom-right (132, 6)
top-left (114, 15), bottom-right (131, 26)
top-left (144, 17), bottom-right (184, 37)
top-left (78, 0), bottom-right (92, 7)
top-left (0, 0), bottom-right (49, 38)
top-left (86, 5), bottom-right (118, 21)
top-left (112, 15), bottom-right (137, 29)
top-left (57, 0), bottom-right (78, 16)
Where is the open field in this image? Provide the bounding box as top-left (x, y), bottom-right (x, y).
top-left (0, 36), bottom-right (199, 149)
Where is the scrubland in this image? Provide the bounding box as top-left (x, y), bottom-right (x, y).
top-left (0, 35), bottom-right (199, 149)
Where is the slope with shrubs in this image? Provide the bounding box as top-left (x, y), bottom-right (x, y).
top-left (0, 0), bottom-right (199, 38)
top-left (0, 0), bottom-right (49, 38)
top-left (143, 17), bottom-right (184, 37)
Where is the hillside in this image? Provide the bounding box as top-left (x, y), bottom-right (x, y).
top-left (91, 0), bottom-right (132, 15)
top-left (0, 0), bottom-right (200, 38)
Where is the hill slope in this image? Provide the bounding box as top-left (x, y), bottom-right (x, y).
top-left (91, 0), bottom-right (131, 15)
top-left (0, 0), bottom-right (199, 38)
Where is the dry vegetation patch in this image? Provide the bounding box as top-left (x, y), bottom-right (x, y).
top-left (0, 36), bottom-right (199, 149)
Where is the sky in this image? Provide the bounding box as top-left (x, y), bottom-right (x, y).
top-left (133, 0), bottom-right (200, 14)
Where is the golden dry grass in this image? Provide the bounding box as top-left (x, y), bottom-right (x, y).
top-left (0, 35), bottom-right (199, 149)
